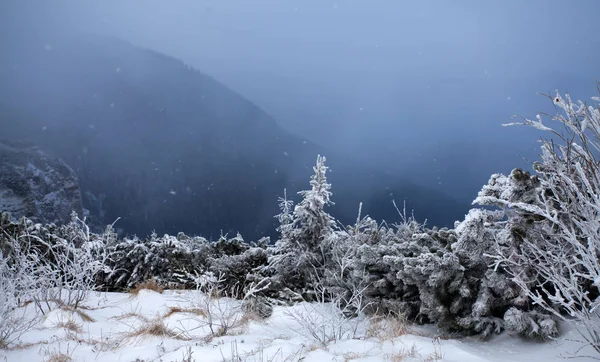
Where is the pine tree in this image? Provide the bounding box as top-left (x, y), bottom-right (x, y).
top-left (274, 189), bottom-right (294, 242)
top-left (267, 155), bottom-right (337, 299)
top-left (290, 155), bottom-right (335, 251)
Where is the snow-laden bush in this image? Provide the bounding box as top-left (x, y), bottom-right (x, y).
top-left (106, 232), bottom-right (212, 290)
top-left (44, 212), bottom-right (113, 309)
top-left (329, 204), bottom-right (422, 319)
top-left (491, 90), bottom-right (600, 356)
top-left (331, 190), bottom-right (556, 339)
top-left (0, 212), bottom-right (113, 312)
top-left (208, 234), bottom-right (270, 299)
top-left (105, 230), bottom-right (270, 295)
top-left (0, 249), bottom-right (37, 348)
top-left (463, 170), bottom-right (559, 339)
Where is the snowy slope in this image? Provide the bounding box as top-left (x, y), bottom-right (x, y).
top-left (0, 290), bottom-right (595, 362)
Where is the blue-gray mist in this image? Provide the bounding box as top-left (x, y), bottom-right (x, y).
top-left (1, 0), bottom-right (599, 238)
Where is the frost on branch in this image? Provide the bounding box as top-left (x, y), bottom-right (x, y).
top-left (495, 88), bottom-right (600, 355)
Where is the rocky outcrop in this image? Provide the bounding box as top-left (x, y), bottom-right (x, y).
top-left (0, 141), bottom-right (83, 225)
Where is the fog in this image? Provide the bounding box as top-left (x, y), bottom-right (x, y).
top-left (22, 1), bottom-right (599, 189)
top-left (1, 1), bottom-right (599, 237)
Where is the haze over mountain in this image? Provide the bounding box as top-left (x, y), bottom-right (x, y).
top-left (0, 1), bottom-right (599, 238)
top-left (0, 27), bottom-right (465, 238)
top-left (10, 0), bottom-right (595, 199)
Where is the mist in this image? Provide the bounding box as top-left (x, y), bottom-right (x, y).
top-left (1, 0), bottom-right (599, 237)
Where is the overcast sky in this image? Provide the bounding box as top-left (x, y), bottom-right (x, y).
top-left (2, 0), bottom-right (600, 196)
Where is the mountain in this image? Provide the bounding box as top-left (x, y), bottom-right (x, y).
top-left (0, 28), bottom-right (467, 238)
top-left (0, 139), bottom-right (83, 225)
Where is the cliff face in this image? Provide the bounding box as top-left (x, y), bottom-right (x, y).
top-left (0, 141), bottom-right (83, 225)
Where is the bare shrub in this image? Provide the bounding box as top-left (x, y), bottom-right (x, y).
top-left (187, 272), bottom-right (271, 340)
top-left (285, 279), bottom-right (370, 347)
top-left (0, 248), bottom-right (38, 348)
top-left (495, 89), bottom-right (600, 357)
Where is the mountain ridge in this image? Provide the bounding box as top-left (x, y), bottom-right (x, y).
top-left (0, 29), bottom-right (467, 238)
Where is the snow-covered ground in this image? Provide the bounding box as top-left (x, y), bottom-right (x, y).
top-left (1, 289), bottom-right (595, 362)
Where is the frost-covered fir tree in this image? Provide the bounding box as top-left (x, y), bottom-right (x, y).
top-left (268, 155), bottom-right (337, 300)
top-left (291, 155), bottom-right (335, 251)
top-left (274, 189), bottom-right (294, 242)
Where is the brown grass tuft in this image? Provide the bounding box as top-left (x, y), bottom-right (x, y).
top-left (55, 319), bottom-right (82, 333)
top-left (343, 351), bottom-right (370, 361)
top-left (61, 306), bottom-right (96, 323)
top-left (385, 344), bottom-right (419, 361)
top-left (127, 317), bottom-right (189, 341)
top-left (129, 278), bottom-right (164, 295)
top-left (367, 315), bottom-right (409, 342)
top-left (111, 311), bottom-right (149, 323)
top-left (423, 338), bottom-right (444, 361)
top-left (238, 310), bottom-right (261, 326)
top-left (164, 306), bottom-right (207, 319)
top-left (8, 341), bottom-right (45, 350)
top-left (45, 353), bottom-right (73, 362)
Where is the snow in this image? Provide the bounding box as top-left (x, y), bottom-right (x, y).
top-left (0, 290), bottom-right (593, 362)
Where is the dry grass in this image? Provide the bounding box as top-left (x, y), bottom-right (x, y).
top-left (63, 326), bottom-right (125, 352)
top-left (214, 309), bottom-right (261, 339)
top-left (238, 310), bottom-right (261, 326)
top-left (305, 343), bottom-right (320, 353)
top-left (111, 311), bottom-right (149, 323)
top-left (366, 315), bottom-right (409, 342)
top-left (61, 306), bottom-right (95, 323)
top-left (7, 341), bottom-right (46, 351)
top-left (129, 278), bottom-right (164, 295)
top-left (54, 319), bottom-right (82, 333)
top-left (385, 344), bottom-right (419, 361)
top-left (423, 338), bottom-right (444, 361)
top-left (45, 353), bottom-right (73, 362)
top-left (164, 306), bottom-right (207, 319)
top-left (41, 343), bottom-right (76, 362)
top-left (343, 351), bottom-right (370, 361)
top-left (127, 317), bottom-right (190, 341)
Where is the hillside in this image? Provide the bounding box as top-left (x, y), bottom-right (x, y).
top-left (0, 29), bottom-right (466, 238)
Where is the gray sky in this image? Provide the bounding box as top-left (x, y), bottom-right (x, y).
top-left (3, 0), bottom-right (600, 198)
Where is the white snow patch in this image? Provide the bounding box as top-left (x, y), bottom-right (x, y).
top-left (0, 291), bottom-right (593, 362)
